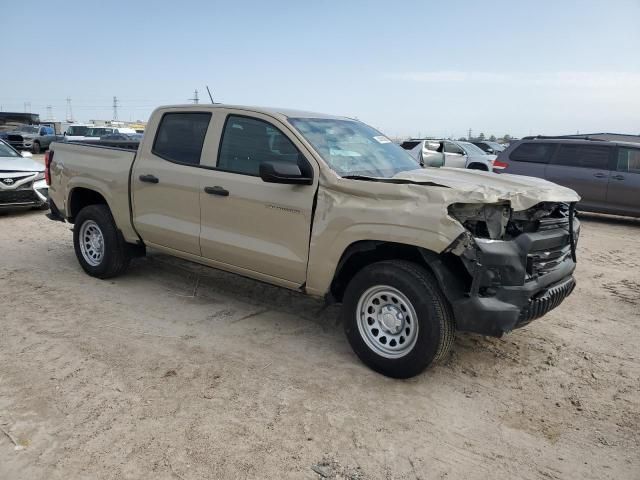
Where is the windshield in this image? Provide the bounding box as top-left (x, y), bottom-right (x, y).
top-left (19, 125), bottom-right (39, 134)
top-left (87, 128), bottom-right (113, 136)
top-left (67, 126), bottom-right (90, 136)
top-left (289, 118), bottom-right (419, 178)
top-left (0, 140), bottom-right (21, 158)
top-left (486, 141), bottom-right (505, 151)
top-left (458, 141), bottom-right (489, 156)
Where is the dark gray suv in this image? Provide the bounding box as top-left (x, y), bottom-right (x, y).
top-left (495, 138), bottom-right (640, 218)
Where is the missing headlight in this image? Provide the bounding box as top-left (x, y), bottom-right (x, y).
top-left (448, 202), bottom-right (511, 240)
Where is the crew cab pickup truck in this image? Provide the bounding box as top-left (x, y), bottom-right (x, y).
top-left (46, 104), bottom-right (580, 378)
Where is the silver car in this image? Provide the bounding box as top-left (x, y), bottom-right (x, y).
top-left (407, 139), bottom-right (496, 171)
top-left (495, 138), bottom-right (640, 218)
top-left (0, 139), bottom-right (48, 210)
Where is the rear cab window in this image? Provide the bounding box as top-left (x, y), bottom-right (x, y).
top-left (152, 112), bottom-right (212, 166)
top-left (509, 142), bottom-right (556, 163)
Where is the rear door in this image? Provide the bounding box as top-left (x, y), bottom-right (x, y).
top-left (198, 111), bottom-right (318, 285)
top-left (606, 146), bottom-right (640, 216)
top-left (131, 111), bottom-right (213, 255)
top-left (546, 143), bottom-right (613, 209)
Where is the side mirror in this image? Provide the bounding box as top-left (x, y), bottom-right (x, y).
top-left (259, 161), bottom-right (312, 185)
top-left (21, 151), bottom-right (33, 158)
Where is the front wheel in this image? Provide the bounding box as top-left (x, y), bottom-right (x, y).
top-left (31, 142), bottom-right (41, 154)
top-left (341, 260), bottom-right (454, 378)
top-left (73, 204), bottom-right (132, 279)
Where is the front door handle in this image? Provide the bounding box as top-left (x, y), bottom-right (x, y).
top-left (204, 186), bottom-right (229, 197)
top-left (139, 174), bottom-right (159, 184)
top-left (593, 173), bottom-right (607, 178)
top-left (611, 174), bottom-right (625, 181)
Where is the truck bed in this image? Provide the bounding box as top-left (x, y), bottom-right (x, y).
top-left (48, 141), bottom-right (140, 243)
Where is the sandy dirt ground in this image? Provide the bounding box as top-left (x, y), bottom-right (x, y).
top-left (0, 205), bottom-right (639, 479)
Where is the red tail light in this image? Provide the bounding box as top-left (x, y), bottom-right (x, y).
top-left (492, 159), bottom-right (509, 170)
top-left (44, 150), bottom-right (53, 185)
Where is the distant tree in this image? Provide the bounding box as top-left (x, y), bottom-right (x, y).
top-left (457, 137), bottom-right (467, 141)
top-left (478, 132), bottom-right (486, 141)
top-left (489, 134), bottom-right (496, 141)
top-left (503, 134), bottom-right (512, 142)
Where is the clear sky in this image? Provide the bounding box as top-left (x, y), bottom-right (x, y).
top-left (2, 0), bottom-right (638, 138)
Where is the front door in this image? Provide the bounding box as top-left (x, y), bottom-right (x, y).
top-left (443, 141), bottom-right (467, 168)
top-left (545, 143), bottom-right (613, 210)
top-left (606, 146), bottom-right (640, 216)
top-left (131, 111), bottom-right (213, 255)
top-left (199, 113), bottom-right (317, 285)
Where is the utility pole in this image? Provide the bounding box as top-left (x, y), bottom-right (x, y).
top-left (112, 96), bottom-right (119, 121)
top-left (24, 102), bottom-right (31, 113)
top-left (468, 128), bottom-right (473, 141)
top-left (66, 97), bottom-right (75, 122)
top-left (45, 105), bottom-right (54, 122)
top-left (189, 89), bottom-right (200, 104)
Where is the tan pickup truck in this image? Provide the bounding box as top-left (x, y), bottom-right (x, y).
top-left (46, 105), bottom-right (580, 378)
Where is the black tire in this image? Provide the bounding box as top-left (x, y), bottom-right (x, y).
top-left (31, 142), bottom-right (41, 154)
top-left (341, 260), bottom-right (455, 378)
top-left (73, 204), bottom-right (131, 279)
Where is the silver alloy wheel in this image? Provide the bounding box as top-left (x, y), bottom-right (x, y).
top-left (79, 220), bottom-right (105, 267)
top-left (356, 285), bottom-right (419, 359)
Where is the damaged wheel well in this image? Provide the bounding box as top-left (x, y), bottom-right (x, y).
top-left (329, 241), bottom-right (441, 303)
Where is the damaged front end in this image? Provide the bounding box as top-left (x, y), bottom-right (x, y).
top-left (430, 201), bottom-right (579, 336)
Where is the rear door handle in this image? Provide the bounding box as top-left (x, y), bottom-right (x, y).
top-left (204, 186), bottom-right (229, 197)
top-left (611, 174), bottom-right (625, 181)
top-left (139, 174), bottom-right (159, 184)
top-left (593, 173), bottom-right (607, 178)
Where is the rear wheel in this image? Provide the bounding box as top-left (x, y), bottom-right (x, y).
top-left (342, 260), bottom-right (454, 378)
top-left (73, 204), bottom-right (131, 278)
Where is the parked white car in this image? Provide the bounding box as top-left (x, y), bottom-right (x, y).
top-left (407, 140), bottom-right (496, 171)
top-left (0, 139), bottom-right (48, 210)
top-left (65, 126), bottom-right (137, 142)
top-left (64, 124), bottom-right (95, 142)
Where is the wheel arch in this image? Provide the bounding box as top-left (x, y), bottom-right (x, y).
top-left (67, 187), bottom-right (109, 223)
top-left (328, 240), bottom-right (442, 303)
top-left (467, 162), bottom-right (489, 171)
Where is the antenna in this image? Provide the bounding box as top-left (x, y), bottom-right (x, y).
top-left (112, 96), bottom-right (119, 121)
top-left (206, 85), bottom-right (214, 104)
top-left (66, 97), bottom-right (75, 122)
top-left (189, 89), bottom-right (200, 104)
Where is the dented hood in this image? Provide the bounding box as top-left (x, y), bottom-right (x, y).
top-left (392, 167), bottom-right (580, 211)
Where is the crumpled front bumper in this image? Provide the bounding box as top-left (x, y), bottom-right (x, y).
top-left (427, 216), bottom-right (579, 336)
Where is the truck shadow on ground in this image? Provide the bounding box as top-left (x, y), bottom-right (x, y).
top-left (126, 250), bottom-right (521, 375)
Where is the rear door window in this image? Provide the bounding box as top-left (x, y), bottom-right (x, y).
top-left (510, 142), bottom-right (555, 163)
top-left (553, 144), bottom-right (612, 169)
top-left (617, 147), bottom-right (640, 173)
top-left (152, 112), bottom-right (212, 166)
